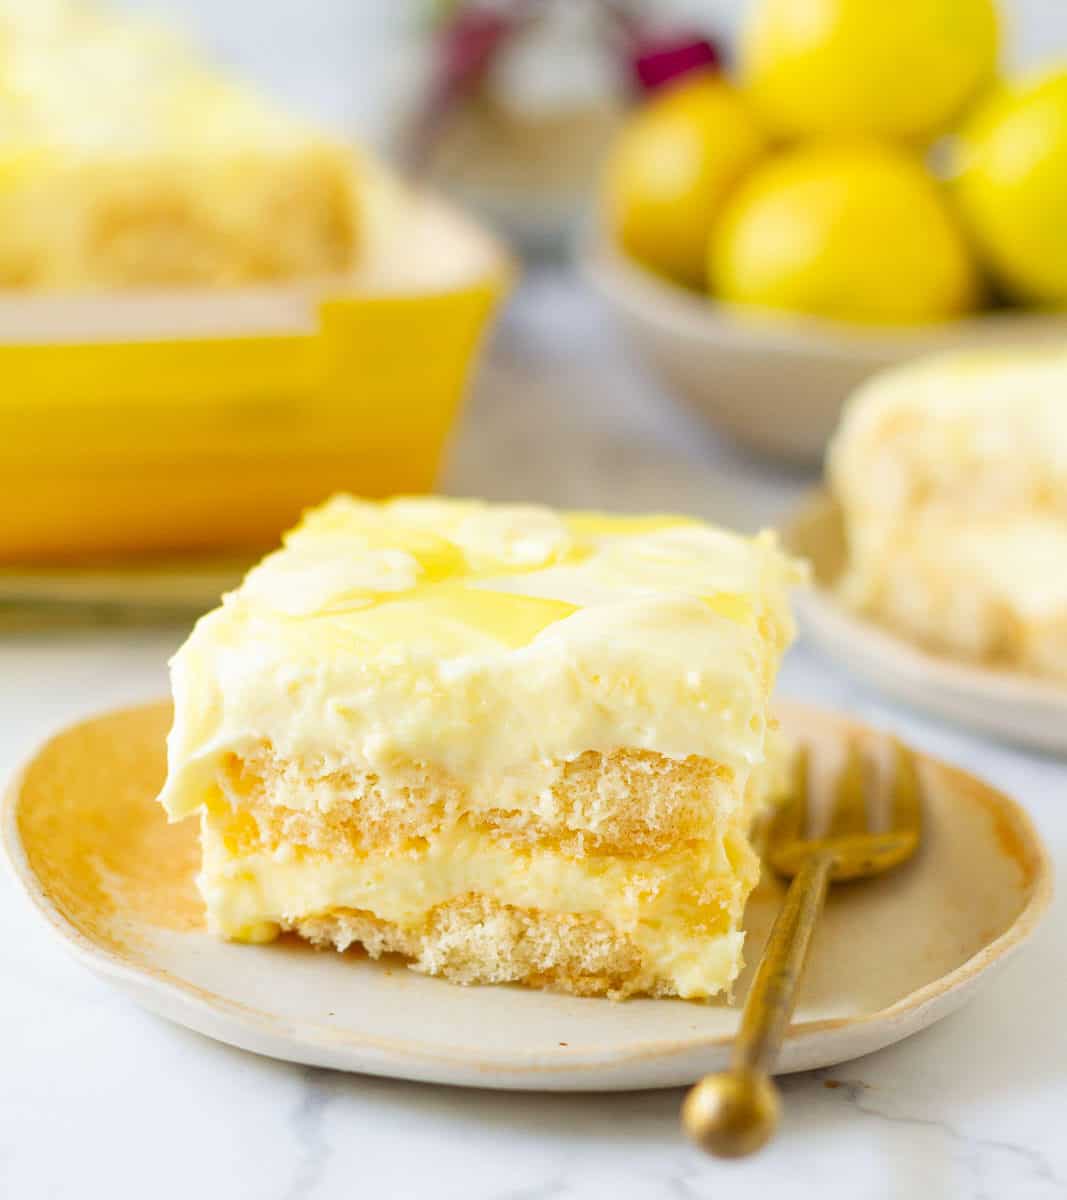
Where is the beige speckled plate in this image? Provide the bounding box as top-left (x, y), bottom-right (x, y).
top-left (785, 491), bottom-right (1067, 754)
top-left (2, 701), bottom-right (1051, 1091)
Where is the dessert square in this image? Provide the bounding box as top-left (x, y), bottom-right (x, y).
top-left (0, 0), bottom-right (358, 287)
top-left (159, 496), bottom-right (800, 999)
top-left (829, 349), bottom-right (1067, 681)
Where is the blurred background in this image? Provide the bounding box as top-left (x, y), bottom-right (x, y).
top-left (111, 1), bottom-right (1067, 148)
top-left (4, 0), bottom-right (1067, 615)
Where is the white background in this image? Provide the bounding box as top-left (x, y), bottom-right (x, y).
top-left (111, 0), bottom-right (1067, 144)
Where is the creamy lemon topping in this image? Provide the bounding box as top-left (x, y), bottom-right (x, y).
top-left (0, 0), bottom-right (326, 155)
top-left (161, 496), bottom-right (800, 823)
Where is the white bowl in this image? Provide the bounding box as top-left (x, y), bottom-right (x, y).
top-left (580, 230), bottom-right (1067, 463)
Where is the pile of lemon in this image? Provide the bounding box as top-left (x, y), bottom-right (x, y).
top-left (603, 0), bottom-right (1067, 325)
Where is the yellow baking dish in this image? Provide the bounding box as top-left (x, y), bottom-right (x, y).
top-left (0, 168), bottom-right (511, 562)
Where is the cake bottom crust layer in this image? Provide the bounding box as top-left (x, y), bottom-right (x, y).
top-left (2, 149), bottom-right (358, 288)
top-left (290, 895), bottom-right (671, 999)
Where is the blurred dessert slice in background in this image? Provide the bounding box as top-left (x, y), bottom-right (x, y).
top-left (0, 0), bottom-right (359, 287)
top-left (828, 349), bottom-right (1067, 681)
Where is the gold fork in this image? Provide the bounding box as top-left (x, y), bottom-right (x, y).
top-left (682, 737), bottom-right (923, 1158)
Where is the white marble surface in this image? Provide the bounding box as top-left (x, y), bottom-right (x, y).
top-left (1, 272), bottom-right (1065, 1199)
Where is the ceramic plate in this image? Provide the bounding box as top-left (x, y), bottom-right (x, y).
top-left (785, 491), bottom-right (1067, 754)
top-left (2, 701), bottom-right (1050, 1091)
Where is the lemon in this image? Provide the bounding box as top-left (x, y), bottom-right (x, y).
top-left (710, 142), bottom-right (980, 325)
top-left (740, 0), bottom-right (999, 142)
top-left (603, 75), bottom-right (767, 288)
top-left (955, 70), bottom-right (1067, 306)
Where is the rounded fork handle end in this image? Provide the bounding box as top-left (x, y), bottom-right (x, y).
top-left (682, 1068), bottom-right (780, 1158)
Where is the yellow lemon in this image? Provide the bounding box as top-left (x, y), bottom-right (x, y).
top-left (740, 0), bottom-right (999, 142)
top-left (603, 75), bottom-right (767, 288)
top-left (710, 142), bottom-right (980, 325)
top-left (955, 69), bottom-right (1067, 306)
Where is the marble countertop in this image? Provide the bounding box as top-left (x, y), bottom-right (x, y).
top-left (2, 273), bottom-right (1065, 1200)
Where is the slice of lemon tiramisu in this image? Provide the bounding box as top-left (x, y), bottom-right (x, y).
top-left (158, 496), bottom-right (800, 1000)
top-left (829, 349), bottom-right (1067, 681)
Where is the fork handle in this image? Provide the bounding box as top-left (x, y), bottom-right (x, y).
top-left (682, 849), bottom-right (835, 1157)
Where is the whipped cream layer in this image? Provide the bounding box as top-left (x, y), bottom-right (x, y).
top-left (161, 496), bottom-right (801, 822)
top-left (0, 0), bottom-right (331, 154)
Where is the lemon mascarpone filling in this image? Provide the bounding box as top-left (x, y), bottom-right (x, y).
top-left (160, 496), bottom-right (801, 999)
